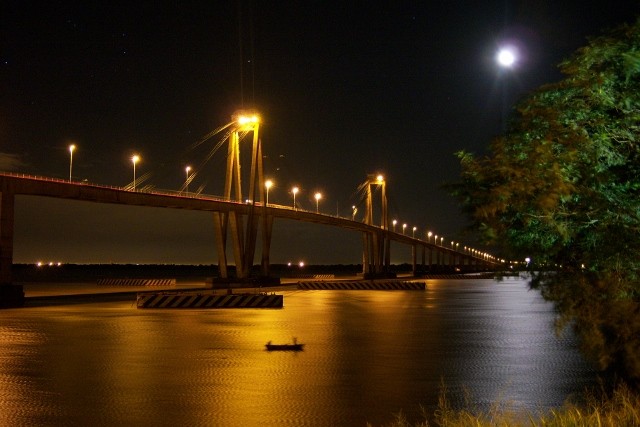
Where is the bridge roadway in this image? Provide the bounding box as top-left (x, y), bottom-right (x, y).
top-left (0, 173), bottom-right (493, 287)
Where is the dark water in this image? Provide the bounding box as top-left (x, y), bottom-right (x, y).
top-left (0, 278), bottom-right (595, 426)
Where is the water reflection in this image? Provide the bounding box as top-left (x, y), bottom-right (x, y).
top-left (0, 278), bottom-right (594, 426)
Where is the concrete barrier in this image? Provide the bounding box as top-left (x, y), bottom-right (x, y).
top-left (297, 281), bottom-right (425, 290)
top-left (136, 292), bottom-right (283, 309)
top-left (97, 278), bottom-right (176, 286)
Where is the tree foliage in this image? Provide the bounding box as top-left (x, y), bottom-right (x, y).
top-left (452, 19), bottom-right (640, 384)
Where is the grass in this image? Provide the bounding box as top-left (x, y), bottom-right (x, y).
top-left (371, 383), bottom-right (640, 427)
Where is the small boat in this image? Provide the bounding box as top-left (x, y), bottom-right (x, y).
top-left (265, 338), bottom-right (304, 351)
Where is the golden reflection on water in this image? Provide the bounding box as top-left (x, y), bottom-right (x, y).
top-left (0, 325), bottom-right (47, 425)
top-left (0, 281), bottom-right (596, 426)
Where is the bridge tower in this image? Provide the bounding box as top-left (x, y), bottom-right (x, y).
top-left (362, 174), bottom-right (390, 277)
top-left (0, 184), bottom-right (24, 307)
top-left (211, 111), bottom-right (272, 279)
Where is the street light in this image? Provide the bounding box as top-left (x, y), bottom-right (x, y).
top-left (351, 205), bottom-right (357, 220)
top-left (292, 186), bottom-right (299, 210)
top-left (314, 192), bottom-right (322, 213)
top-left (68, 144), bottom-right (76, 182)
top-left (427, 231), bottom-right (432, 243)
top-left (440, 237), bottom-right (444, 246)
top-left (131, 154), bottom-right (140, 190)
top-left (392, 219), bottom-right (397, 232)
top-left (185, 166), bottom-right (191, 195)
top-left (402, 223), bottom-right (407, 235)
top-left (412, 226), bottom-right (417, 238)
top-left (265, 179), bottom-right (273, 206)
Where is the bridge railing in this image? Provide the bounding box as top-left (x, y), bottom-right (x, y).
top-left (1, 172), bottom-right (496, 263)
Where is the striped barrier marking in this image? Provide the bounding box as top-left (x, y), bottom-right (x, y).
top-left (296, 281), bottom-right (425, 290)
top-left (98, 278), bottom-right (176, 287)
top-left (136, 293), bottom-right (284, 309)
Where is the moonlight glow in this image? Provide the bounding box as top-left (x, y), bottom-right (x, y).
top-left (496, 47), bottom-right (517, 67)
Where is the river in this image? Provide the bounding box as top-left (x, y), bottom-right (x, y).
top-left (0, 277), bottom-right (595, 426)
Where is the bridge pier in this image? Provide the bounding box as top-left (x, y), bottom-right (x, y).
top-left (411, 243), bottom-right (417, 276)
top-left (361, 175), bottom-right (391, 278)
top-left (213, 111), bottom-right (274, 281)
top-left (362, 230), bottom-right (388, 277)
top-left (0, 189), bottom-right (24, 308)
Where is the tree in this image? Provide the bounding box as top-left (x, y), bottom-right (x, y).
top-left (452, 18), bottom-right (640, 384)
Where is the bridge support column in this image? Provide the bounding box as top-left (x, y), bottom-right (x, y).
top-left (0, 190), bottom-right (23, 308)
top-left (212, 212), bottom-right (228, 278)
top-left (411, 244), bottom-right (417, 276)
top-left (228, 211), bottom-right (246, 278)
top-left (362, 230), bottom-right (386, 277)
top-left (260, 214), bottom-right (273, 277)
top-left (361, 174), bottom-right (389, 278)
top-left (213, 112), bottom-right (274, 281)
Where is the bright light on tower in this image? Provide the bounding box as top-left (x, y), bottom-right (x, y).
top-left (236, 113), bottom-right (260, 125)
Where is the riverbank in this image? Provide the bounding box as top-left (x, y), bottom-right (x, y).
top-left (377, 383), bottom-right (639, 427)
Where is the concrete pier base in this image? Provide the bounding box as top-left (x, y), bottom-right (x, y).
top-left (0, 284), bottom-right (25, 308)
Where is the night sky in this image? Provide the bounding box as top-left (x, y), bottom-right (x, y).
top-left (2, 1), bottom-right (639, 265)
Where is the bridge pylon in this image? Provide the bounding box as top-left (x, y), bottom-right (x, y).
top-left (212, 111), bottom-right (273, 280)
top-left (362, 174), bottom-right (391, 277)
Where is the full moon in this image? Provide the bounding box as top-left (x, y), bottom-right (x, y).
top-left (496, 48), bottom-right (516, 67)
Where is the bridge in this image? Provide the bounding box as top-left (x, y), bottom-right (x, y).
top-left (0, 111), bottom-right (499, 307)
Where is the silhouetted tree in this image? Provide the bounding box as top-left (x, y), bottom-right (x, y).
top-left (452, 18), bottom-right (640, 385)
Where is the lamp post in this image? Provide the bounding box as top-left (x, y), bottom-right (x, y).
top-left (402, 223), bottom-right (407, 235)
top-left (131, 154), bottom-right (140, 191)
top-left (314, 192), bottom-right (322, 213)
top-left (427, 231), bottom-right (432, 243)
top-left (392, 219), bottom-right (397, 232)
top-left (265, 179), bottom-right (273, 206)
top-left (440, 237), bottom-right (444, 246)
top-left (292, 186), bottom-right (299, 210)
top-left (351, 205), bottom-right (357, 220)
top-left (412, 226), bottom-right (417, 238)
top-left (68, 144), bottom-right (76, 182)
top-left (185, 166), bottom-right (191, 195)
